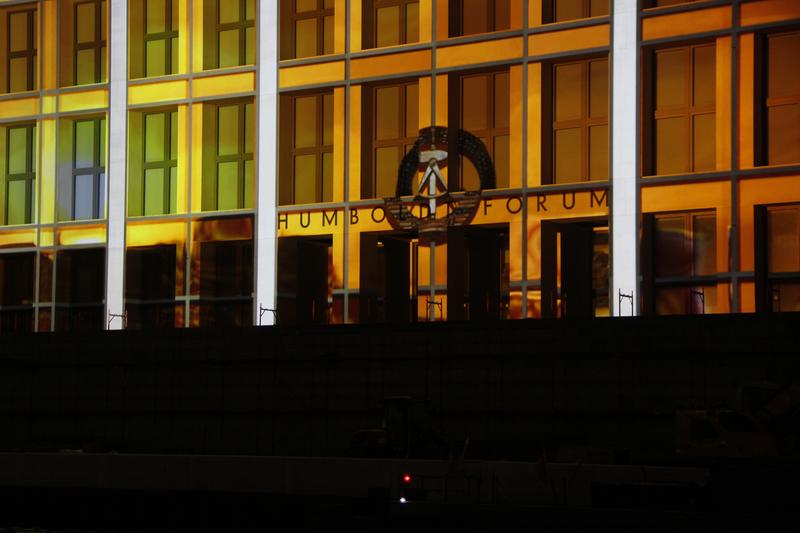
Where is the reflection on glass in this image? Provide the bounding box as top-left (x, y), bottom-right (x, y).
top-left (285, 0), bottom-right (334, 59)
top-left (7, 9), bottom-right (36, 93)
top-left (283, 91), bottom-right (333, 205)
top-left (144, 0), bottom-right (178, 77)
top-left (73, 0), bottom-right (107, 85)
top-left (72, 118), bottom-right (106, 220)
top-left (216, 0), bottom-right (255, 68)
top-left (4, 124), bottom-right (36, 226)
top-left (213, 102), bottom-right (254, 210)
top-left (368, 81), bottom-right (418, 198)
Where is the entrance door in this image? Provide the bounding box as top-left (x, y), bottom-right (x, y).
top-left (360, 233), bottom-right (415, 323)
top-left (542, 220), bottom-right (609, 319)
top-left (447, 225), bottom-right (510, 321)
top-left (277, 237), bottom-right (330, 325)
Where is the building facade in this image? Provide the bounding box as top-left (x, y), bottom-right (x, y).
top-left (0, 0), bottom-right (798, 332)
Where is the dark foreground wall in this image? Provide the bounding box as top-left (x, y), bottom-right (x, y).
top-left (1, 314), bottom-right (799, 458)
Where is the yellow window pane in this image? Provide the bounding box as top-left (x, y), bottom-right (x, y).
top-left (295, 19), bottom-right (317, 58)
top-left (75, 121), bottom-right (96, 169)
top-left (7, 180), bottom-right (28, 225)
top-left (405, 83), bottom-right (419, 137)
top-left (554, 128), bottom-right (581, 183)
top-left (493, 134), bottom-right (509, 188)
top-left (8, 128), bottom-right (28, 174)
top-left (172, 0), bottom-right (179, 30)
top-left (246, 0), bottom-right (255, 20)
top-left (768, 104), bottom-right (800, 165)
top-left (171, 37), bottom-right (178, 72)
top-left (656, 49), bottom-right (686, 110)
top-left (324, 0), bottom-right (334, 8)
top-left (297, 0), bottom-right (316, 12)
top-left (589, 124), bottom-right (608, 181)
top-left (244, 160), bottom-right (254, 208)
top-left (76, 49), bottom-right (96, 85)
top-left (146, 0), bottom-right (166, 34)
top-left (555, 0), bottom-right (582, 22)
top-left (170, 166), bottom-right (177, 213)
top-left (218, 105), bottom-right (240, 157)
top-left (494, 72), bottom-right (509, 129)
top-left (101, 46), bottom-right (107, 82)
top-left (146, 39), bottom-right (167, 77)
top-left (768, 32), bottom-right (800, 99)
top-left (294, 96), bottom-right (317, 148)
top-left (323, 94), bottom-right (333, 146)
top-left (145, 113), bottom-right (165, 163)
top-left (591, 0), bottom-right (609, 17)
top-left (692, 45), bottom-right (715, 107)
top-left (768, 209), bottom-right (800, 273)
top-left (375, 146), bottom-right (399, 197)
top-left (144, 168), bottom-right (166, 215)
top-left (462, 0), bottom-right (488, 35)
top-left (9, 13), bottom-right (29, 52)
top-left (294, 154), bottom-right (317, 204)
top-left (76, 3), bottom-right (96, 43)
top-left (217, 161), bottom-right (239, 210)
top-left (102, 0), bottom-right (107, 40)
top-left (555, 63), bottom-right (582, 122)
top-left (219, 29), bottom-right (241, 68)
top-left (693, 214), bottom-right (716, 276)
top-left (590, 59), bottom-right (608, 118)
top-left (377, 6), bottom-right (400, 48)
top-left (462, 75), bottom-right (488, 131)
top-left (376, 86), bottom-right (401, 140)
top-left (324, 15), bottom-right (334, 54)
top-left (9, 58), bottom-right (30, 93)
top-left (692, 112), bottom-right (715, 172)
top-left (220, 0), bottom-right (239, 24)
top-left (245, 103), bottom-right (255, 154)
top-left (655, 117), bottom-right (687, 175)
top-left (246, 27), bottom-right (255, 64)
top-left (655, 216), bottom-right (689, 277)
top-left (170, 111), bottom-right (178, 159)
top-left (322, 152), bottom-right (333, 202)
top-left (406, 2), bottom-right (419, 43)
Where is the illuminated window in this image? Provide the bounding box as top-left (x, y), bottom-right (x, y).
top-left (143, 0), bottom-right (179, 76)
top-left (363, 0), bottom-right (419, 49)
top-left (755, 204), bottom-right (800, 313)
top-left (203, 101), bottom-right (254, 211)
top-left (0, 252), bottom-right (35, 333)
top-left (643, 211), bottom-right (717, 315)
top-left (72, 117), bottom-right (106, 220)
top-left (647, 43), bottom-right (715, 176)
top-left (449, 0), bottom-right (509, 37)
top-left (142, 110), bottom-right (178, 215)
top-left (543, 0), bottom-right (608, 23)
top-left (547, 57), bottom-right (608, 184)
top-left (450, 70), bottom-right (509, 190)
top-left (215, 0), bottom-right (254, 68)
top-left (4, 123), bottom-right (36, 226)
top-left (362, 81), bottom-right (418, 199)
top-left (280, 0), bottom-right (334, 60)
top-left (6, 8), bottom-right (37, 93)
top-left (279, 91), bottom-right (333, 205)
top-left (762, 31), bottom-right (800, 166)
top-left (54, 247), bottom-right (105, 331)
top-left (73, 0), bottom-right (107, 85)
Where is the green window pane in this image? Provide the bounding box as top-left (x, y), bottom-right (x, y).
top-left (76, 49), bottom-right (96, 85)
top-left (244, 159), bottom-right (254, 209)
top-left (655, 117), bottom-right (688, 175)
top-left (146, 39), bottom-right (167, 77)
top-left (170, 111), bottom-right (178, 159)
top-left (589, 124), bottom-right (608, 181)
top-left (76, 3), bottom-right (96, 43)
top-left (322, 152), bottom-right (333, 202)
top-left (324, 15), bottom-right (334, 55)
top-left (144, 168), bottom-right (166, 215)
top-left (217, 161), bottom-right (240, 210)
top-left (171, 37), bottom-right (178, 73)
top-left (493, 134), bottom-right (509, 189)
top-left (323, 93), bottom-right (333, 146)
top-left (75, 121), bottom-right (95, 169)
top-left (219, 0), bottom-right (239, 24)
top-left (146, 0), bottom-right (166, 34)
top-left (219, 29), bottom-right (240, 68)
top-left (245, 103), bottom-right (254, 154)
top-left (768, 103), bottom-right (800, 166)
top-left (172, 0), bottom-right (179, 30)
top-left (8, 128), bottom-right (29, 174)
top-left (100, 119), bottom-right (107, 166)
top-left (294, 97), bottom-right (317, 148)
top-left (295, 19), bottom-right (317, 58)
top-left (297, 0), bottom-right (316, 12)
top-left (9, 13), bottom-right (29, 52)
top-left (74, 173), bottom-right (95, 220)
top-left (169, 166), bottom-right (177, 213)
top-left (376, 6), bottom-right (400, 48)
top-left (294, 154), bottom-right (317, 204)
top-left (375, 146), bottom-right (399, 198)
top-left (218, 105), bottom-right (240, 156)
top-left (692, 112), bottom-right (715, 172)
top-left (7, 180), bottom-right (28, 225)
top-left (555, 63), bottom-right (582, 122)
top-left (407, 2), bottom-right (420, 43)
top-left (376, 86), bottom-right (400, 140)
top-left (246, 0), bottom-right (255, 20)
top-left (9, 58), bottom-right (30, 93)
top-left (554, 128), bottom-right (581, 183)
top-left (246, 26), bottom-right (254, 64)
top-left (145, 113), bottom-right (165, 163)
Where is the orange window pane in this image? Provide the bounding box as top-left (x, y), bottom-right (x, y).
top-left (294, 96), bottom-right (318, 148)
top-left (324, 15), bottom-right (334, 54)
top-left (656, 49), bottom-right (686, 110)
top-left (692, 113), bottom-right (715, 172)
top-left (555, 63), bottom-right (582, 122)
top-left (655, 287), bottom-right (687, 316)
top-left (589, 125), bottom-right (608, 181)
top-left (692, 214), bottom-right (716, 276)
top-left (323, 93), bottom-right (334, 146)
top-left (590, 0), bottom-right (609, 16)
top-left (768, 209), bottom-right (800, 273)
top-left (656, 117), bottom-right (688, 175)
top-left (376, 86), bottom-right (401, 140)
top-left (590, 59), bottom-right (608, 118)
top-left (462, 0), bottom-right (489, 35)
top-left (76, 3), bottom-right (96, 43)
top-left (494, 135), bottom-right (509, 188)
top-left (494, 0), bottom-right (510, 30)
top-left (322, 152), bottom-right (333, 202)
top-left (294, 154), bottom-right (317, 204)
top-left (9, 13), bottom-right (28, 52)
top-left (768, 33), bottom-right (800, 99)
top-left (295, 19), bottom-right (317, 58)
top-left (768, 104), bottom-right (800, 165)
top-left (554, 128), bottom-right (581, 183)
top-left (692, 45), bottom-right (715, 107)
top-left (405, 83), bottom-right (419, 137)
top-left (406, 2), bottom-right (420, 43)
top-left (655, 216), bottom-right (689, 277)
top-left (461, 75), bottom-right (488, 132)
top-left (375, 146), bottom-right (400, 197)
top-left (461, 155), bottom-right (481, 191)
top-left (555, 0), bottom-right (583, 22)
top-left (297, 0), bottom-right (316, 12)
top-left (377, 6), bottom-right (400, 47)
top-left (494, 72), bottom-right (509, 129)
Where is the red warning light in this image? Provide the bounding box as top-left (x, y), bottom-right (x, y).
top-left (403, 474), bottom-right (412, 484)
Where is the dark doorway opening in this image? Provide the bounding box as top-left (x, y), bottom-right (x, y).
top-left (359, 232), bottom-right (417, 323)
top-left (447, 225), bottom-right (510, 321)
top-left (277, 236), bottom-right (332, 325)
top-left (541, 219), bottom-right (609, 319)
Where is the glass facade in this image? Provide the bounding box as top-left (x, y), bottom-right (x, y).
top-left (0, 1), bottom-right (798, 334)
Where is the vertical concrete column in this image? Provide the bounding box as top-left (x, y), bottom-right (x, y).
top-left (255, 0), bottom-right (279, 325)
top-left (106, 0), bottom-right (128, 329)
top-left (611, 0), bottom-right (639, 316)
